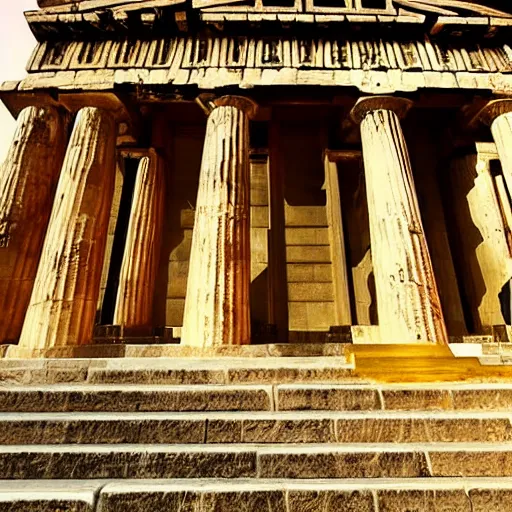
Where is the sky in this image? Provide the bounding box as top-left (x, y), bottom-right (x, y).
top-left (0, 2), bottom-right (39, 163)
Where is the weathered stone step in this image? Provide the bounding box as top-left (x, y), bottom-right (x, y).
top-left (0, 481), bottom-right (101, 512)
top-left (0, 357), bottom-right (355, 385)
top-left (2, 443), bottom-right (512, 479)
top-left (1, 411), bottom-right (511, 445)
top-left (3, 383), bottom-right (512, 413)
top-left (0, 385), bottom-right (274, 413)
top-left (5, 478), bottom-right (512, 512)
top-left (97, 478), bottom-right (512, 512)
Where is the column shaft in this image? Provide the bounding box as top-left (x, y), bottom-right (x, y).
top-left (182, 102), bottom-right (252, 347)
top-left (19, 107), bottom-right (116, 349)
top-left (360, 107), bottom-right (447, 343)
top-left (0, 106), bottom-right (66, 343)
top-left (491, 112), bottom-right (512, 192)
top-left (113, 153), bottom-right (164, 330)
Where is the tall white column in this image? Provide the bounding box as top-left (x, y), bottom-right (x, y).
top-left (351, 96), bottom-right (448, 344)
top-left (182, 96), bottom-right (257, 347)
top-left (113, 152), bottom-right (165, 332)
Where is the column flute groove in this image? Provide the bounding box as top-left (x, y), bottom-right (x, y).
top-left (182, 95), bottom-right (257, 347)
top-left (113, 151), bottom-right (165, 332)
top-left (0, 106), bottom-right (67, 344)
top-left (351, 96), bottom-right (448, 344)
top-left (19, 107), bottom-right (117, 349)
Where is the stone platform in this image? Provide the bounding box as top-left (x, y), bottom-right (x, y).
top-left (2, 354), bottom-right (512, 510)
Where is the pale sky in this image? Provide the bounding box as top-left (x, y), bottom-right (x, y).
top-left (0, 2), bottom-right (39, 163)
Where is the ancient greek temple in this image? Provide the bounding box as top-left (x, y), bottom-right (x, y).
top-left (2, 2), bottom-right (512, 509)
top-left (1, 0), bottom-right (512, 353)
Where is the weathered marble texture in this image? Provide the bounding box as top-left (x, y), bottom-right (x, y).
top-left (0, 106), bottom-right (66, 344)
top-left (277, 386), bottom-right (381, 411)
top-left (0, 387), bottom-right (272, 412)
top-left (19, 107), bottom-right (116, 349)
top-left (259, 450), bottom-right (430, 478)
top-left (113, 153), bottom-right (164, 330)
top-left (354, 97), bottom-right (447, 344)
top-left (0, 448), bottom-right (257, 479)
top-left (377, 490), bottom-right (471, 512)
top-left (182, 97), bottom-right (255, 347)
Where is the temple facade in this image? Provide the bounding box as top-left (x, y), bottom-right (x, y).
top-left (4, 3), bottom-right (512, 509)
top-left (0, 0), bottom-right (512, 352)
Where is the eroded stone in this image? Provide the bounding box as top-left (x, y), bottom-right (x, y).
top-left (277, 386), bottom-right (380, 411)
top-left (202, 491), bottom-right (286, 512)
top-left (0, 448), bottom-right (257, 479)
top-left (377, 490), bottom-right (471, 512)
top-left (288, 490), bottom-right (374, 512)
top-left (336, 418), bottom-right (512, 443)
top-left (243, 419), bottom-right (336, 443)
top-left (469, 488), bottom-right (512, 512)
top-left (0, 387), bottom-right (272, 413)
top-left (258, 450), bottom-right (429, 478)
top-left (452, 389), bottom-right (512, 411)
top-left (430, 450), bottom-right (512, 477)
top-left (381, 389), bottom-right (452, 410)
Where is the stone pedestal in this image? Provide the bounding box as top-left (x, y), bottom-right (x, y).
top-left (113, 152), bottom-right (164, 331)
top-left (19, 107), bottom-right (116, 349)
top-left (351, 97), bottom-right (447, 344)
top-left (182, 96), bottom-right (257, 347)
top-left (0, 106), bottom-right (67, 344)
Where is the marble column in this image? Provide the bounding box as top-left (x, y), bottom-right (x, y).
top-left (0, 106), bottom-right (67, 344)
top-left (351, 96), bottom-right (448, 344)
top-left (182, 96), bottom-right (257, 347)
top-left (478, 100), bottom-right (512, 194)
top-left (477, 99), bottom-right (512, 327)
top-left (19, 107), bottom-right (117, 349)
top-left (113, 152), bottom-right (164, 332)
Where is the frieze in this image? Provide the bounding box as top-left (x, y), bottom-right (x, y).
top-left (29, 36), bottom-right (512, 74)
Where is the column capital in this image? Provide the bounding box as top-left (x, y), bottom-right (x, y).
top-left (196, 94), bottom-right (258, 119)
top-left (473, 99), bottom-right (512, 127)
top-left (350, 96), bottom-right (413, 125)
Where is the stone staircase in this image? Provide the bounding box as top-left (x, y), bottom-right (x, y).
top-left (2, 356), bottom-right (512, 511)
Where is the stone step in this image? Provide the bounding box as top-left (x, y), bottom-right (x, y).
top-left (2, 443), bottom-right (512, 479)
top-left (2, 383), bottom-right (512, 413)
top-left (5, 478), bottom-right (512, 512)
top-left (96, 478), bottom-right (512, 512)
top-left (0, 411), bottom-right (510, 445)
top-left (0, 481), bottom-right (101, 512)
top-left (0, 385), bottom-right (274, 413)
top-left (0, 357), bottom-right (354, 386)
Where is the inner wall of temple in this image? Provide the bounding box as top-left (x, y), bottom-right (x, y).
top-left (96, 102), bottom-right (508, 341)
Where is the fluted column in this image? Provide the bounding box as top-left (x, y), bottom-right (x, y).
top-left (0, 106), bottom-right (67, 344)
top-left (478, 100), bottom-right (512, 193)
top-left (113, 152), bottom-right (164, 332)
top-left (19, 107), bottom-right (117, 349)
top-left (351, 96), bottom-right (448, 344)
top-left (182, 96), bottom-right (257, 347)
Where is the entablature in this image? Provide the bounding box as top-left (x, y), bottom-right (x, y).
top-left (26, 0), bottom-right (512, 40)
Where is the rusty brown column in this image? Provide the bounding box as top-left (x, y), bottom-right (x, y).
top-left (351, 96), bottom-right (448, 344)
top-left (113, 151), bottom-right (165, 333)
top-left (182, 96), bottom-right (257, 347)
top-left (0, 106), bottom-right (67, 344)
top-left (19, 107), bottom-right (117, 349)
